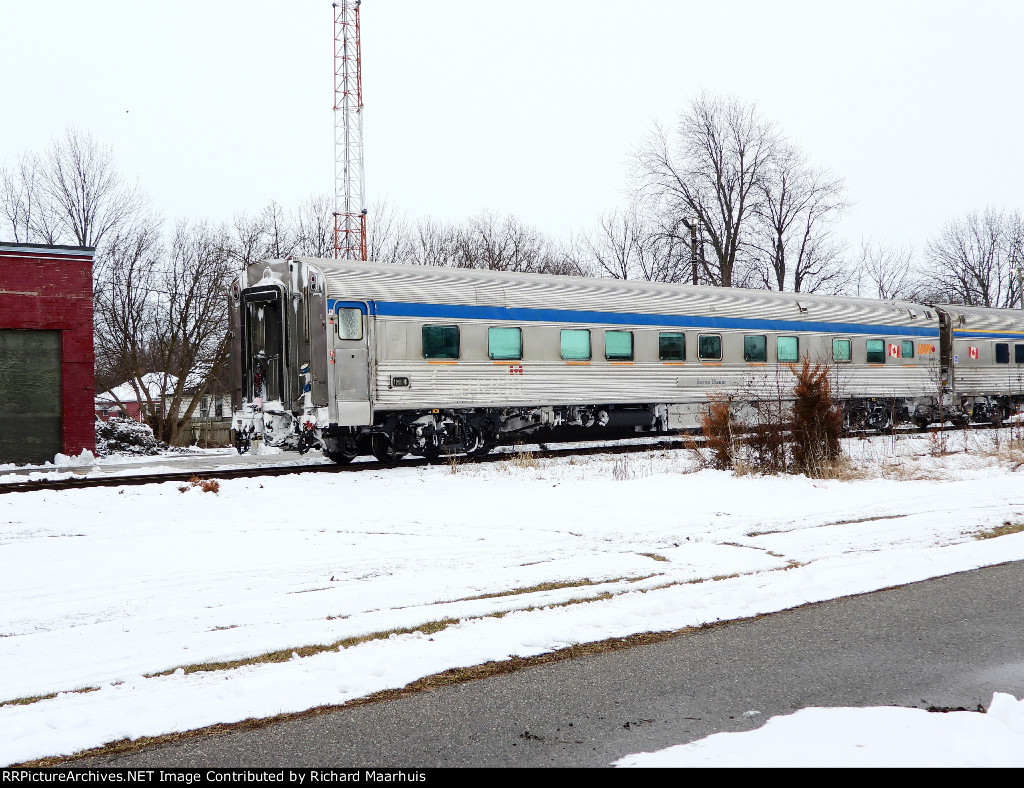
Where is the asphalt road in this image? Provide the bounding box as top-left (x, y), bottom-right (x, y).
top-left (75, 560), bottom-right (1024, 768)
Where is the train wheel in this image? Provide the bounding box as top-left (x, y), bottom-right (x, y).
top-left (466, 417), bottom-right (499, 460)
top-left (324, 449), bottom-right (356, 465)
top-left (371, 434), bottom-right (406, 464)
top-left (324, 436), bottom-right (359, 465)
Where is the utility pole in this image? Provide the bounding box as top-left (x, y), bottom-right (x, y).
top-left (682, 218), bottom-right (700, 286)
top-left (333, 1), bottom-right (367, 260)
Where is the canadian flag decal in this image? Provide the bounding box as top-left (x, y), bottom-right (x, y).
top-left (889, 344), bottom-right (900, 358)
top-left (968, 346), bottom-right (979, 360)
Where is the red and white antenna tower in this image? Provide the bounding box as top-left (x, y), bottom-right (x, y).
top-left (333, 1), bottom-right (366, 260)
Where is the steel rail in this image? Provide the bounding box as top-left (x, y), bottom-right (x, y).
top-left (0, 437), bottom-right (693, 495)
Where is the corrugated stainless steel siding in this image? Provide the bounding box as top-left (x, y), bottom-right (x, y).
top-left (291, 258), bottom-right (931, 331)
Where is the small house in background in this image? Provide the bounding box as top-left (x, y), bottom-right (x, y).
top-left (94, 373), bottom-right (174, 423)
top-left (96, 372), bottom-right (233, 447)
top-left (161, 375), bottom-right (233, 447)
top-left (0, 241), bottom-right (96, 464)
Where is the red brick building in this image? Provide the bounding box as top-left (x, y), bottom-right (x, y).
top-left (0, 242), bottom-right (96, 464)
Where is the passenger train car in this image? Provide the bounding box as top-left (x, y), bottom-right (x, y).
top-left (228, 258), bottom-right (1024, 463)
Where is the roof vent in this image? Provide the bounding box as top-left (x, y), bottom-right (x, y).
top-left (796, 302), bottom-right (808, 313)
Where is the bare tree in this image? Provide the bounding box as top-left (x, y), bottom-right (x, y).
top-left (290, 193), bottom-right (335, 259)
top-left (257, 200), bottom-right (295, 260)
top-left (1, 152), bottom-right (63, 244)
top-left (94, 219), bottom-right (235, 445)
top-left (852, 239), bottom-right (919, 300)
top-left (225, 200), bottom-right (298, 268)
top-left (569, 205), bottom-right (688, 282)
top-left (923, 207), bottom-right (1023, 307)
top-left (634, 93), bottom-right (778, 287)
top-left (405, 211), bottom-right (574, 275)
top-left (365, 198), bottom-right (413, 264)
top-left (39, 127), bottom-right (146, 247)
top-left (751, 143), bottom-right (849, 293)
top-left (2, 128), bottom-right (144, 248)
top-left (408, 216), bottom-right (462, 268)
top-left (149, 220), bottom-right (236, 445)
top-left (458, 210), bottom-right (574, 274)
top-left (92, 220), bottom-right (165, 398)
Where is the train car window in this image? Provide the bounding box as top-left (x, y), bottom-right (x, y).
top-left (698, 334), bottom-right (722, 361)
top-left (744, 335), bottom-right (767, 362)
top-left (336, 308), bottom-right (363, 341)
top-left (488, 327), bottom-right (522, 360)
top-left (659, 332), bottom-right (686, 361)
top-left (605, 330), bottom-right (634, 360)
top-left (560, 329), bottom-right (591, 360)
top-left (832, 338), bottom-right (852, 363)
top-left (422, 325), bottom-right (460, 359)
top-left (865, 339), bottom-right (886, 364)
top-left (1016, 344), bottom-right (1024, 364)
top-left (901, 340), bottom-right (915, 359)
top-left (777, 336), bottom-right (799, 363)
top-left (995, 343), bottom-right (1010, 364)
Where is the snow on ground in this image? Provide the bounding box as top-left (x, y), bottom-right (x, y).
top-left (615, 692), bottom-right (1024, 767)
top-left (1, 429), bottom-right (1023, 765)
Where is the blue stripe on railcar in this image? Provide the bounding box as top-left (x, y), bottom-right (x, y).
top-left (952, 330), bottom-right (1024, 339)
top-left (326, 299), bottom-right (940, 338)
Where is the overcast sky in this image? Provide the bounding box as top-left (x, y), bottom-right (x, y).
top-left (2, 0), bottom-right (1021, 255)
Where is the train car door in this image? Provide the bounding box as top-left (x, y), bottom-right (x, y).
top-left (333, 301), bottom-right (372, 426)
top-left (936, 307), bottom-right (955, 396)
top-left (242, 284), bottom-right (287, 405)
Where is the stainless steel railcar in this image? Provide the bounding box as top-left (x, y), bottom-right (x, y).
top-left (228, 259), bottom-right (1024, 462)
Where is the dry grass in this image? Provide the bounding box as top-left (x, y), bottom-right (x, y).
top-left (611, 455), bottom-right (656, 481)
top-left (453, 576), bottom-right (648, 602)
top-left (505, 448), bottom-right (538, 469)
top-left (974, 521), bottom-right (1024, 541)
top-left (973, 428), bottom-right (1024, 469)
top-left (1, 686), bottom-right (98, 709)
top-left (142, 618), bottom-right (462, 680)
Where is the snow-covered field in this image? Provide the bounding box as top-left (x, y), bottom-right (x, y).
top-left (1, 429), bottom-right (1023, 766)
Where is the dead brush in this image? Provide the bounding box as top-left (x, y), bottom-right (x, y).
top-left (789, 358), bottom-right (844, 478)
top-left (973, 424), bottom-right (1024, 469)
top-left (698, 394), bottom-right (741, 470)
top-left (611, 455), bottom-right (654, 481)
top-left (178, 476), bottom-right (220, 493)
top-left (505, 447), bottom-right (538, 469)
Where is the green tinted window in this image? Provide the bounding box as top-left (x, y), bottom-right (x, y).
top-left (605, 330), bottom-right (633, 360)
top-left (560, 329), bottom-right (591, 360)
top-left (833, 338), bottom-right (852, 362)
top-left (743, 335), bottom-right (767, 362)
top-left (422, 325), bottom-right (460, 359)
top-left (488, 327), bottom-right (522, 360)
top-left (659, 332), bottom-right (685, 361)
top-left (901, 340), bottom-right (915, 359)
top-left (698, 334), bottom-right (722, 361)
top-left (866, 338), bottom-right (886, 364)
top-left (777, 336), bottom-right (799, 363)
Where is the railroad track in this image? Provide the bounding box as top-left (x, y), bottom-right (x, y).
top-left (3, 419), bottom-right (1015, 496)
top-left (0, 436), bottom-right (694, 495)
